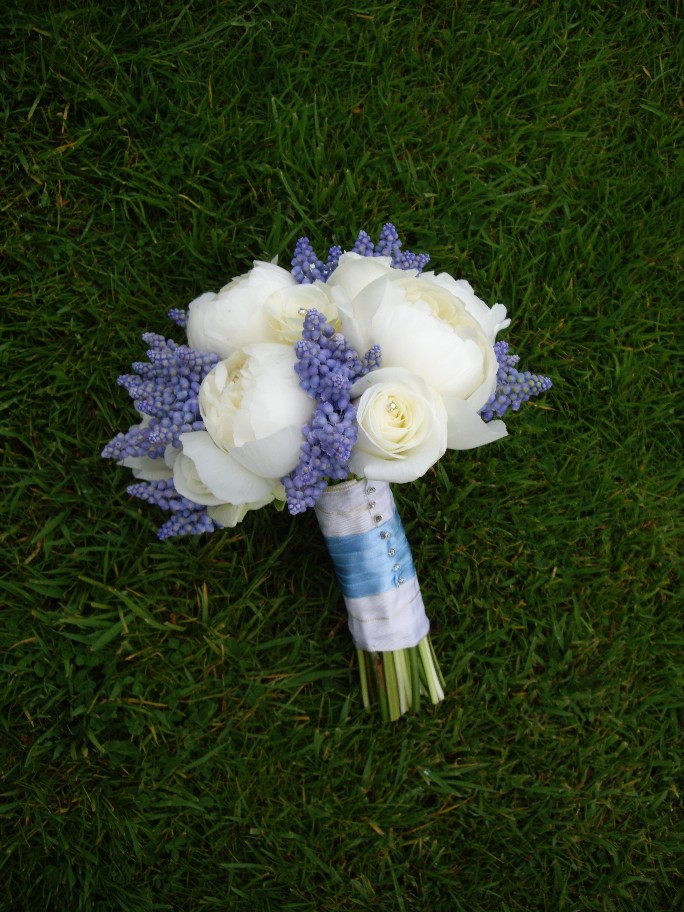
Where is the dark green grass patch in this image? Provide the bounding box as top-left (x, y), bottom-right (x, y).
top-left (2, 2), bottom-right (683, 910)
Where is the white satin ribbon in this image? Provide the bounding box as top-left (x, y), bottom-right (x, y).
top-left (315, 479), bottom-right (429, 652)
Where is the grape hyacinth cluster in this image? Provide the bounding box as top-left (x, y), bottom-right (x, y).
top-left (127, 478), bottom-right (217, 540)
top-left (101, 316), bottom-right (221, 538)
top-left (102, 330), bottom-right (218, 457)
top-left (282, 309), bottom-right (381, 514)
top-left (479, 341), bottom-right (552, 422)
top-left (290, 223), bottom-right (430, 285)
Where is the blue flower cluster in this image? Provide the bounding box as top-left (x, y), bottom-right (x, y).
top-left (291, 223), bottom-right (430, 284)
top-left (101, 318), bottom-right (221, 538)
top-left (479, 341), bottom-right (552, 421)
top-left (282, 310), bottom-right (381, 515)
top-left (127, 479), bottom-right (216, 540)
top-left (102, 331), bottom-right (218, 458)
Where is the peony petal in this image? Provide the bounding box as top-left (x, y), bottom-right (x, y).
top-left (230, 424), bottom-right (306, 478)
top-left (179, 432), bottom-right (273, 502)
top-left (173, 453), bottom-right (225, 506)
top-left (206, 502), bottom-right (250, 527)
top-left (327, 252), bottom-right (394, 301)
top-left (444, 398), bottom-right (508, 450)
top-left (425, 272), bottom-right (510, 341)
top-left (119, 454), bottom-right (173, 481)
top-left (187, 262), bottom-right (297, 356)
top-left (207, 493), bottom-right (274, 528)
top-left (369, 298), bottom-right (486, 399)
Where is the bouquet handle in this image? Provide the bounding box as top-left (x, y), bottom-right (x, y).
top-left (315, 479), bottom-right (445, 720)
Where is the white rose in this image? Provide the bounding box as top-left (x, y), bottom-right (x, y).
top-left (186, 260), bottom-right (340, 357)
top-left (199, 342), bottom-right (313, 480)
top-left (348, 368), bottom-right (448, 483)
top-left (332, 257), bottom-right (508, 450)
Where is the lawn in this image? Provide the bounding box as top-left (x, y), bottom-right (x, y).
top-left (2, 2), bottom-right (683, 910)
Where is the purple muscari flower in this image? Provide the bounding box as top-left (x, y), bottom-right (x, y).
top-left (127, 478), bottom-right (220, 540)
top-left (168, 307), bottom-right (188, 329)
top-left (102, 336), bottom-right (219, 461)
top-left (351, 230), bottom-right (376, 258)
top-left (326, 245), bottom-right (342, 274)
top-left (479, 341), bottom-right (552, 421)
top-left (290, 223), bottom-right (429, 284)
top-left (282, 309), bottom-right (381, 515)
top-left (102, 333), bottom-right (221, 539)
top-left (291, 237), bottom-right (333, 284)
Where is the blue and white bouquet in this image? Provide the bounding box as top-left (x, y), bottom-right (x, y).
top-left (103, 225), bottom-right (551, 721)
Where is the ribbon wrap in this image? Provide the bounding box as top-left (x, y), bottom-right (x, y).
top-left (315, 479), bottom-right (429, 652)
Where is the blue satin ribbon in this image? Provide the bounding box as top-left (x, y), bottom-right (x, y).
top-left (322, 508), bottom-right (416, 599)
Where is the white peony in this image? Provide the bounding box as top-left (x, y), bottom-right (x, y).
top-left (329, 253), bottom-right (509, 450)
top-left (174, 432), bottom-right (279, 526)
top-left (186, 260), bottom-right (338, 356)
top-left (186, 260), bottom-right (296, 357)
top-left (199, 342), bottom-right (313, 480)
top-left (327, 251), bottom-right (396, 302)
top-left (348, 368), bottom-right (448, 483)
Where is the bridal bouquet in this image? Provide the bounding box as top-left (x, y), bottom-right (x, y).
top-left (103, 224), bottom-right (551, 721)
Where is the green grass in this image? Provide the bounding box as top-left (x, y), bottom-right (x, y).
top-left (2, 1), bottom-right (683, 909)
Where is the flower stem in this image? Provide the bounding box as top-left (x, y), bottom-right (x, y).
top-left (357, 648), bottom-right (371, 710)
top-left (409, 645), bottom-right (421, 709)
top-left (418, 636), bottom-right (444, 704)
top-left (357, 634), bottom-right (444, 720)
top-left (383, 651), bottom-right (400, 721)
top-left (372, 653), bottom-right (389, 722)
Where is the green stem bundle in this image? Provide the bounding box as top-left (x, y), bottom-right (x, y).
top-left (357, 635), bottom-right (445, 722)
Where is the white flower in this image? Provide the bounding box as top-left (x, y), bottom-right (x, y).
top-left (186, 261), bottom-right (296, 357)
top-left (423, 270), bottom-right (511, 341)
top-left (348, 368), bottom-right (448, 483)
top-left (327, 251), bottom-right (396, 302)
top-left (199, 342), bottom-right (313, 480)
top-left (207, 498), bottom-right (276, 529)
top-left (173, 432), bottom-right (279, 526)
top-left (263, 282), bottom-right (339, 343)
top-left (173, 434), bottom-right (263, 505)
top-left (330, 253), bottom-right (508, 450)
top-left (186, 260), bottom-right (338, 356)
